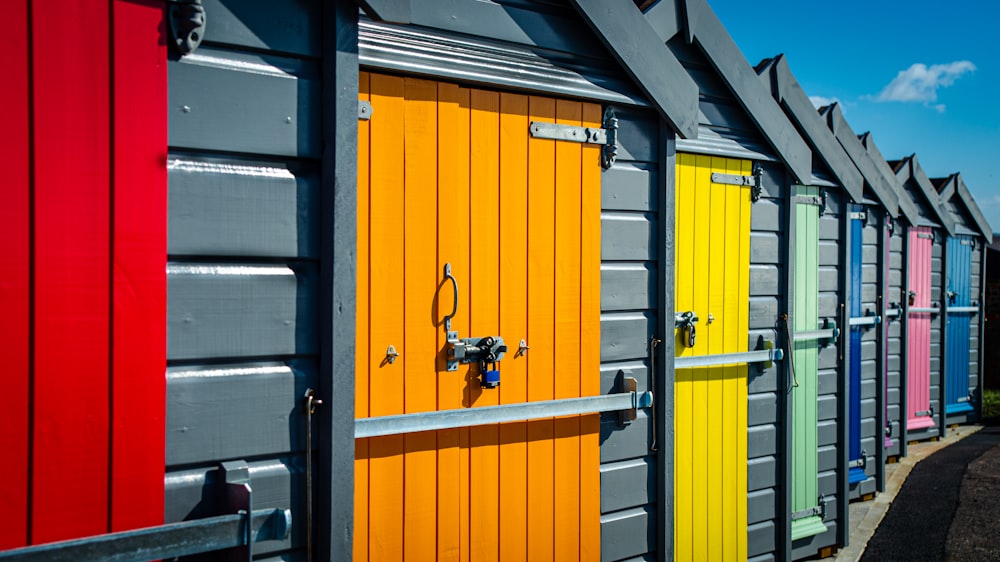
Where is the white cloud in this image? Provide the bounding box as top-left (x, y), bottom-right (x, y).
top-left (876, 61), bottom-right (975, 105)
top-left (809, 96), bottom-right (842, 110)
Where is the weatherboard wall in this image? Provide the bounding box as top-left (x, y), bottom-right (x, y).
top-left (885, 221), bottom-right (905, 459)
top-left (163, 2), bottom-right (325, 560)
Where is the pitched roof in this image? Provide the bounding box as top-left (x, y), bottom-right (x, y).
top-left (891, 154), bottom-right (956, 235)
top-left (818, 104), bottom-right (899, 216)
top-left (934, 173), bottom-right (991, 238)
top-left (641, 0), bottom-right (812, 183)
top-left (858, 132), bottom-right (920, 226)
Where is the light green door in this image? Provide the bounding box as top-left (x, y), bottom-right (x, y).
top-left (791, 186), bottom-right (826, 540)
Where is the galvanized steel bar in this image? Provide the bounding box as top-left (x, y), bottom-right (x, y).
top-left (673, 348), bottom-right (783, 369)
top-left (354, 391), bottom-right (654, 438)
top-left (0, 509), bottom-right (291, 562)
top-left (908, 307), bottom-right (940, 313)
top-left (946, 306), bottom-right (979, 314)
top-left (792, 329), bottom-right (837, 342)
top-left (848, 315), bottom-right (881, 326)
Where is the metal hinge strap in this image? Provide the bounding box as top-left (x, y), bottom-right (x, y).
top-left (850, 211), bottom-right (867, 221)
top-left (917, 232), bottom-right (934, 240)
top-left (528, 108), bottom-right (619, 169)
top-left (960, 239), bottom-right (975, 246)
top-left (712, 163), bottom-right (764, 202)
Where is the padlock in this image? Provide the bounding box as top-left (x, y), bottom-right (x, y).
top-left (683, 323), bottom-right (696, 348)
top-left (480, 361), bottom-right (500, 388)
top-left (908, 290), bottom-right (916, 306)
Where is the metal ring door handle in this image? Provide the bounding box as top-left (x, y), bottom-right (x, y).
top-left (444, 263), bottom-right (459, 331)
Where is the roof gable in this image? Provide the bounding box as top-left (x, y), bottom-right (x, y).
top-left (936, 174), bottom-right (991, 238)
top-left (640, 0), bottom-right (812, 183)
top-left (756, 55), bottom-right (863, 200)
top-left (892, 155), bottom-right (956, 235)
top-left (818, 104), bottom-right (899, 216)
top-left (858, 132), bottom-right (920, 226)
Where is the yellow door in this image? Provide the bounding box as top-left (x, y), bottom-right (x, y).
top-left (356, 73), bottom-right (601, 561)
top-left (674, 153), bottom-right (752, 561)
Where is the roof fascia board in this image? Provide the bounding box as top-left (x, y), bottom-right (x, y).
top-left (570, 0), bottom-right (699, 138)
top-left (936, 175), bottom-right (958, 202)
top-left (909, 155), bottom-right (956, 235)
top-left (357, 0), bottom-right (411, 23)
top-left (820, 104), bottom-right (900, 215)
top-left (678, 0), bottom-right (812, 183)
top-left (954, 174), bottom-right (992, 238)
top-left (859, 132), bottom-right (920, 226)
top-left (760, 56), bottom-right (864, 200)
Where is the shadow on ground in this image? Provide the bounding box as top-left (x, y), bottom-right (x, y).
top-left (861, 427), bottom-right (1000, 562)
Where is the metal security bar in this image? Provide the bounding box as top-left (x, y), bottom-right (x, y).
top-left (0, 509), bottom-right (291, 562)
top-left (947, 306), bottom-right (980, 314)
top-left (673, 348), bottom-right (783, 369)
top-left (885, 308), bottom-right (902, 318)
top-left (848, 315), bottom-right (881, 326)
top-left (354, 390), bottom-right (653, 439)
top-left (909, 307), bottom-right (940, 314)
top-left (793, 329), bottom-right (837, 342)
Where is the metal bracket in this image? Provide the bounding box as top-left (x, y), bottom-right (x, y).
top-left (220, 460), bottom-right (253, 562)
top-left (960, 239), bottom-right (975, 246)
top-left (849, 210), bottom-right (867, 222)
top-left (916, 232), bottom-right (934, 240)
top-left (915, 408), bottom-right (933, 418)
top-left (848, 450), bottom-right (868, 470)
top-left (168, 0), bottom-right (206, 56)
top-left (527, 107), bottom-right (619, 169)
top-left (616, 371), bottom-right (638, 427)
top-left (358, 100), bottom-right (373, 121)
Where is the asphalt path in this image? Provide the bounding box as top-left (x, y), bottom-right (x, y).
top-left (860, 426), bottom-right (1000, 561)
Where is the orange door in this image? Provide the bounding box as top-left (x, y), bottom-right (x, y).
top-left (355, 73), bottom-right (602, 561)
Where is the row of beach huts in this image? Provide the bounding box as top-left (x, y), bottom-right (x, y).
top-left (0, 0), bottom-right (990, 561)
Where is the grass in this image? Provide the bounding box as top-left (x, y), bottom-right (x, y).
top-left (984, 389), bottom-right (1000, 418)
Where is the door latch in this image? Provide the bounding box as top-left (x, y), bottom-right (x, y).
top-left (675, 311), bottom-right (699, 348)
top-left (448, 333), bottom-right (508, 388)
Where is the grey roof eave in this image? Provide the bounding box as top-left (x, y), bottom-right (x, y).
top-left (952, 174), bottom-right (992, 238)
top-left (642, 0), bottom-right (813, 183)
top-left (894, 155), bottom-right (956, 236)
top-left (361, 0), bottom-right (701, 138)
top-left (569, 0), bottom-right (700, 138)
top-left (757, 55), bottom-right (864, 200)
top-left (819, 104), bottom-right (900, 216)
top-left (859, 132), bottom-right (921, 226)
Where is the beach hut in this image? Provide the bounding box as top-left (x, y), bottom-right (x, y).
top-left (933, 174), bottom-right (991, 424)
top-left (888, 155), bottom-right (956, 444)
top-left (754, 54), bottom-right (863, 559)
top-left (859, 134), bottom-right (923, 463)
top-left (2, 0), bottom-right (710, 560)
top-left (639, 1), bottom-right (813, 558)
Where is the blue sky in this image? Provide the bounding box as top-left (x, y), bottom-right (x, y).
top-left (706, 0), bottom-right (1000, 233)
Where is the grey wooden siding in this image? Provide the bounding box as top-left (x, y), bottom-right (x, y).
top-left (599, 107), bottom-right (662, 562)
top-left (791, 190), bottom-right (844, 560)
top-left (165, 2), bottom-right (322, 560)
top-left (885, 226), bottom-right (905, 458)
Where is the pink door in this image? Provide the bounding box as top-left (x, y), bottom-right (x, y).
top-left (907, 227), bottom-right (935, 430)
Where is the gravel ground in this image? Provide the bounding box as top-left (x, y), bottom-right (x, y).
top-left (860, 427), bottom-right (1000, 562)
top-left (945, 433), bottom-right (1000, 561)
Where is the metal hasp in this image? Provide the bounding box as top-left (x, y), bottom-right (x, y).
top-left (0, 461), bottom-right (290, 562)
top-left (442, 263), bottom-right (508, 386)
top-left (794, 189), bottom-right (827, 215)
top-left (674, 310), bottom-right (698, 348)
top-left (354, 385), bottom-right (653, 438)
top-left (711, 163), bottom-right (764, 202)
top-left (616, 371), bottom-right (638, 427)
top-left (528, 107), bottom-right (619, 169)
top-left (168, 0), bottom-right (206, 55)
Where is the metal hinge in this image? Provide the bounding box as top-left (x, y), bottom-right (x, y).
top-left (528, 107), bottom-right (619, 169)
top-left (168, 0), bottom-right (206, 56)
top-left (712, 163), bottom-right (764, 202)
top-left (917, 232), bottom-right (934, 240)
top-left (358, 100), bottom-right (373, 121)
top-left (850, 210), bottom-right (867, 222)
top-left (794, 189), bottom-right (826, 215)
top-left (960, 239), bottom-right (975, 246)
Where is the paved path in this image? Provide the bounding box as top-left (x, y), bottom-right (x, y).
top-left (859, 426), bottom-right (1000, 561)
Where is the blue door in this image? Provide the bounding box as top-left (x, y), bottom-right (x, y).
top-left (945, 236), bottom-right (974, 415)
top-left (848, 207), bottom-right (865, 484)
